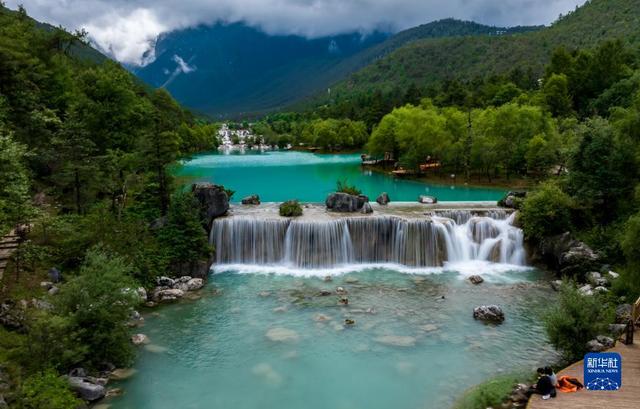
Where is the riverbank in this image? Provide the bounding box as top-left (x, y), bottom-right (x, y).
top-left (362, 165), bottom-right (534, 190)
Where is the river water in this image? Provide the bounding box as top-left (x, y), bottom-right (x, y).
top-left (174, 150), bottom-right (506, 203)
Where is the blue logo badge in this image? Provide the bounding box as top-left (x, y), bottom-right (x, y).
top-left (584, 352), bottom-right (622, 391)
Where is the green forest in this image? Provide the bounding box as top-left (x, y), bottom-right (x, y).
top-left (3, 0), bottom-right (640, 407)
top-left (0, 6), bottom-right (215, 407)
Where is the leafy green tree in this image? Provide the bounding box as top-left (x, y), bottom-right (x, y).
top-left (520, 182), bottom-right (574, 241)
top-left (50, 112), bottom-right (98, 214)
top-left (0, 132), bottom-right (32, 234)
top-left (17, 369), bottom-right (81, 409)
top-left (567, 118), bottom-right (636, 222)
top-left (525, 134), bottom-right (558, 177)
top-left (543, 73), bottom-right (573, 117)
top-left (158, 192), bottom-right (210, 274)
top-left (55, 248), bottom-right (139, 367)
top-left (140, 130), bottom-right (180, 216)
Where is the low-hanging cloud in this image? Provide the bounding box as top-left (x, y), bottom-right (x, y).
top-left (7, 0), bottom-right (586, 65)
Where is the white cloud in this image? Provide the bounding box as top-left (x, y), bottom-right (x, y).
top-left (6, 0), bottom-right (587, 65)
top-left (172, 55), bottom-right (196, 74)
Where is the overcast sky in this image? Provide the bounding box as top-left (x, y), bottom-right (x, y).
top-left (6, 0), bottom-right (586, 65)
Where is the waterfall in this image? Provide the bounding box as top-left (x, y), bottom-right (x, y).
top-left (210, 210), bottom-right (525, 269)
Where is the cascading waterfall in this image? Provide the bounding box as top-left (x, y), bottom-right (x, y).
top-left (211, 210), bottom-right (525, 269)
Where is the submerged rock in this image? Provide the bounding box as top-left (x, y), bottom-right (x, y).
top-left (344, 318), bottom-right (356, 326)
top-left (375, 335), bottom-right (417, 347)
top-left (376, 192), bottom-right (390, 205)
top-left (109, 368), bottom-right (137, 381)
top-left (420, 324), bottom-right (438, 332)
top-left (131, 334), bottom-right (149, 345)
top-left (266, 327), bottom-right (299, 342)
top-left (252, 363), bottom-right (283, 385)
top-left (473, 305), bottom-right (505, 324)
top-left (468, 275), bottom-right (484, 285)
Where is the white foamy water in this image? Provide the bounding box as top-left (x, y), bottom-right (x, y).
top-left (211, 209), bottom-right (528, 278)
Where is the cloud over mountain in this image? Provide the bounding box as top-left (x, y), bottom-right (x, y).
top-left (6, 0), bottom-right (585, 65)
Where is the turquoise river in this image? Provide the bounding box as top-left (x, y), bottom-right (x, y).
top-left (106, 151), bottom-right (557, 409)
top-left (174, 150), bottom-right (506, 202)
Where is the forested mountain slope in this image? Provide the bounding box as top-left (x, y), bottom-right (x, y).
top-left (326, 0), bottom-right (640, 98)
top-left (134, 19), bottom-right (539, 117)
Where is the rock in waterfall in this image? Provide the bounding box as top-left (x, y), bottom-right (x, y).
top-left (192, 183), bottom-right (229, 227)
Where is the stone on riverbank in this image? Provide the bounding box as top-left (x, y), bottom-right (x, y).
top-left (68, 377), bottom-right (106, 402)
top-left (550, 280), bottom-right (563, 291)
top-left (153, 288), bottom-right (185, 303)
top-left (376, 192), bottom-right (390, 205)
top-left (473, 305), bottom-right (505, 323)
top-left (586, 339), bottom-right (606, 352)
top-left (540, 232), bottom-right (600, 277)
top-left (616, 304), bottom-right (632, 323)
top-left (109, 368), bottom-right (137, 381)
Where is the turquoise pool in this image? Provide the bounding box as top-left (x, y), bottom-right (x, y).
top-left (175, 150), bottom-right (506, 203)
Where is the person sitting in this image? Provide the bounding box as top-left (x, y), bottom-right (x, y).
top-left (545, 366), bottom-right (558, 386)
top-left (526, 368), bottom-right (557, 399)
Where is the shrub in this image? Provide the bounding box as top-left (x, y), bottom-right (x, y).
top-left (18, 369), bottom-right (81, 409)
top-left (336, 179), bottom-right (361, 196)
top-left (544, 281), bottom-right (614, 362)
top-left (520, 182), bottom-right (574, 241)
top-left (453, 373), bottom-right (526, 409)
top-left (55, 248), bottom-right (140, 367)
top-left (279, 200), bottom-right (303, 217)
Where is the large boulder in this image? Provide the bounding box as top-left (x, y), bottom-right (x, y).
top-left (68, 377), bottom-right (106, 402)
top-left (152, 288), bottom-right (185, 303)
top-left (540, 232), bottom-right (600, 277)
top-left (498, 191), bottom-right (527, 209)
top-left (241, 194), bottom-right (260, 205)
top-left (191, 183), bottom-right (229, 228)
top-left (325, 193), bottom-right (369, 212)
top-left (360, 202), bottom-right (373, 214)
top-left (376, 192), bottom-right (390, 205)
top-left (615, 304), bottom-right (632, 323)
top-left (473, 305), bottom-right (505, 323)
top-left (586, 339), bottom-right (606, 352)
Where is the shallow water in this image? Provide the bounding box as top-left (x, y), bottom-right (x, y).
top-left (109, 268), bottom-right (558, 409)
top-left (175, 151), bottom-right (506, 203)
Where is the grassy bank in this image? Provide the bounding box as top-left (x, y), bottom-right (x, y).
top-left (453, 373), bottom-right (531, 409)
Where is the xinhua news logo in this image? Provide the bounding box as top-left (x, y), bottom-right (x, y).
top-left (584, 352), bottom-right (622, 391)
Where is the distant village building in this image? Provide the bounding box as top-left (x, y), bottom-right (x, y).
top-left (217, 123), bottom-right (273, 151)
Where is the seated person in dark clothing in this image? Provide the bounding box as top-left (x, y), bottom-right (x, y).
top-left (526, 368), bottom-right (557, 399)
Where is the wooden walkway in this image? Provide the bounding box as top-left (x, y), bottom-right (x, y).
top-left (527, 330), bottom-right (640, 409)
top-left (0, 229), bottom-right (18, 281)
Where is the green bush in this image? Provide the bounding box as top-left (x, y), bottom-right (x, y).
top-left (279, 200), bottom-right (303, 217)
top-left (336, 179), bottom-right (362, 196)
top-left (544, 281), bottom-right (614, 362)
top-left (55, 248), bottom-right (140, 367)
top-left (18, 369), bottom-right (81, 409)
top-left (520, 182), bottom-right (574, 241)
top-left (453, 373), bottom-right (526, 409)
